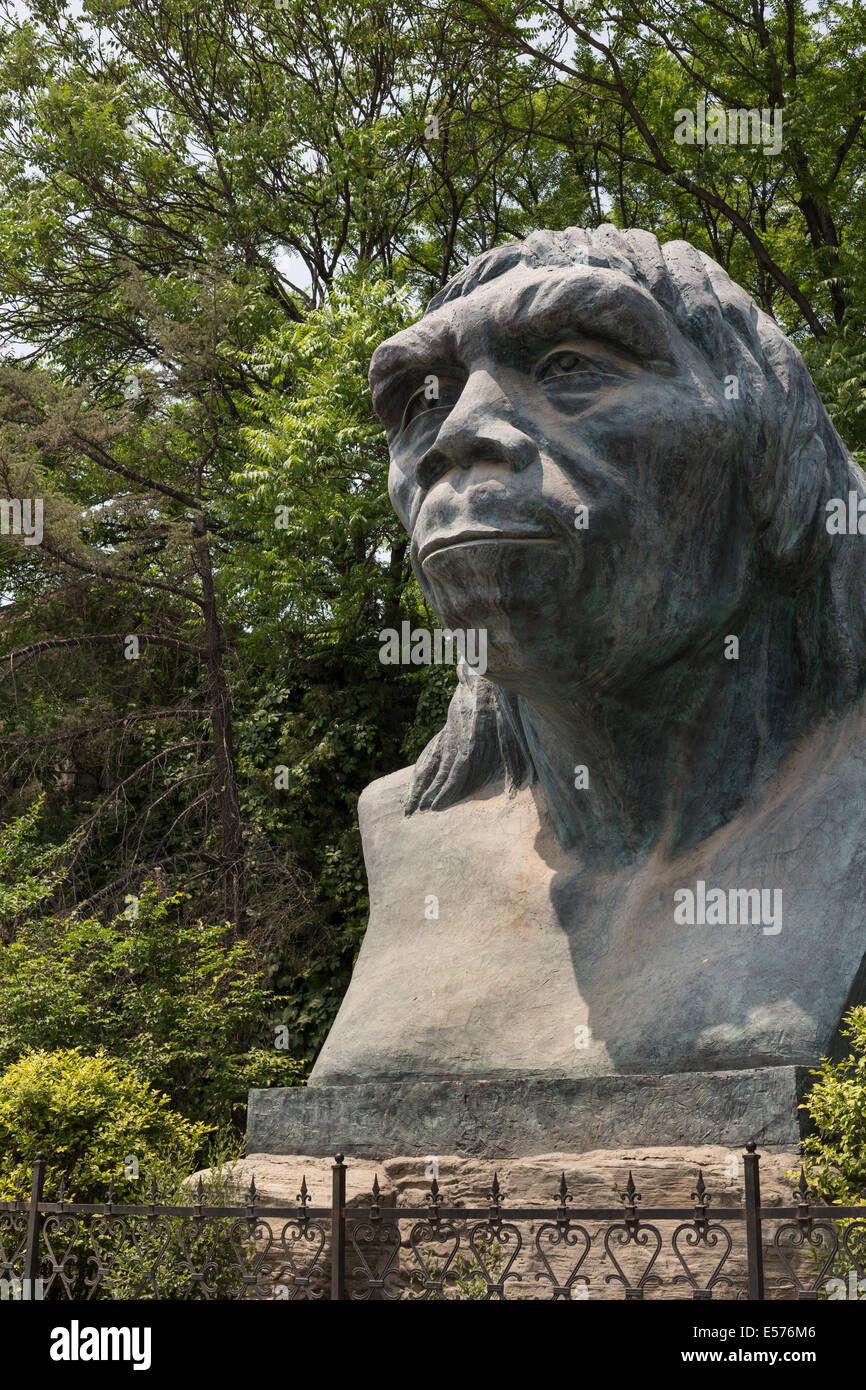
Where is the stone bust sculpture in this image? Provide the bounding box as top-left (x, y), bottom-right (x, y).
top-left (310, 224), bottom-right (866, 1090)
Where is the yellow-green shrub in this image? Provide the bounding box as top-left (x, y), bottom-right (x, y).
top-left (0, 1047), bottom-right (210, 1202)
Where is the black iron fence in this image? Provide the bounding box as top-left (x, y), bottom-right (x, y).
top-left (1, 1143), bottom-right (865, 1300)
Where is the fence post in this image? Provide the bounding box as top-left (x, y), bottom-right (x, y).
top-left (331, 1154), bottom-right (346, 1301)
top-left (23, 1151), bottom-right (45, 1300)
top-left (743, 1140), bottom-right (764, 1301)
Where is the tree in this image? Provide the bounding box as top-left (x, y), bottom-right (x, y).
top-left (456, 0), bottom-right (866, 342)
top-left (0, 261), bottom-right (282, 926)
top-left (0, 0), bottom-right (544, 948)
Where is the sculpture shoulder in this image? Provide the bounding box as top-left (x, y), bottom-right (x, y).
top-left (357, 766), bottom-right (413, 846)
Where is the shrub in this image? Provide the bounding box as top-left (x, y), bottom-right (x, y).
top-left (797, 1007), bottom-right (866, 1298)
top-left (0, 885), bottom-right (307, 1129)
top-left (799, 1006), bottom-right (866, 1203)
top-left (99, 1141), bottom-right (259, 1301)
top-left (0, 1047), bottom-right (209, 1204)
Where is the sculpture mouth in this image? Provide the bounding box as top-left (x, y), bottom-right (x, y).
top-left (418, 529), bottom-right (557, 564)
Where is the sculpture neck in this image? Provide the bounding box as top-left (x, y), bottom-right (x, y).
top-left (508, 592), bottom-right (835, 864)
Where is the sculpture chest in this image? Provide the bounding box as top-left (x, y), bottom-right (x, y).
top-left (311, 723), bottom-right (866, 1085)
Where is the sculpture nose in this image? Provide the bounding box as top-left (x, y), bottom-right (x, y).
top-left (416, 369), bottom-right (537, 492)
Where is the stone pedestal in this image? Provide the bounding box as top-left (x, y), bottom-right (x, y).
top-left (247, 1066), bottom-right (810, 1160)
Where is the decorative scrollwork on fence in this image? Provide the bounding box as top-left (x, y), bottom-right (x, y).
top-left (267, 1221), bottom-right (329, 1300)
top-left (466, 1174), bottom-right (523, 1300)
top-left (41, 1213), bottom-right (86, 1299)
top-left (404, 1179), bottom-right (462, 1300)
top-left (349, 1176), bottom-right (402, 1300)
top-left (772, 1170), bottom-right (840, 1300)
top-left (533, 1174), bottom-right (592, 1300)
top-left (0, 1210), bottom-right (27, 1283)
top-left (671, 1171), bottom-right (734, 1300)
top-left (840, 1216), bottom-right (866, 1288)
top-left (603, 1172), bottom-right (663, 1300)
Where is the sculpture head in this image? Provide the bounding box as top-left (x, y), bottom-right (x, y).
top-left (368, 226), bottom-right (866, 844)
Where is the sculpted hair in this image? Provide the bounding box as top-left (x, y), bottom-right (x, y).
top-left (403, 224), bottom-right (866, 817)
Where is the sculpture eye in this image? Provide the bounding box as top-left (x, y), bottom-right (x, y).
top-left (400, 374), bottom-right (463, 432)
top-left (537, 349), bottom-right (592, 381)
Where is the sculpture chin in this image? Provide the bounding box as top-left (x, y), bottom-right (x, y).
top-left (418, 536), bottom-right (576, 668)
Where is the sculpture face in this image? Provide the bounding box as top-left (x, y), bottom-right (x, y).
top-left (370, 263), bottom-right (754, 697)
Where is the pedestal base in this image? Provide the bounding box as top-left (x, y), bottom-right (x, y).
top-left (247, 1066), bottom-right (811, 1159)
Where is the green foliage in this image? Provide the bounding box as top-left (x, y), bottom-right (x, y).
top-left (799, 1007), bottom-right (866, 1203)
top-left (0, 795), bottom-right (73, 931)
top-left (98, 1143), bottom-right (259, 1301)
top-left (237, 276), bottom-right (415, 637)
top-left (407, 1242), bottom-right (516, 1300)
top-left (792, 1007), bottom-right (866, 1299)
top-left (0, 1047), bottom-right (208, 1203)
top-left (0, 883), bottom-right (308, 1129)
top-left (0, 1050), bottom-right (254, 1300)
top-left (803, 291), bottom-right (866, 460)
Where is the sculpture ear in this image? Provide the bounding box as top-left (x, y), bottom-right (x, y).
top-left (404, 660), bottom-right (532, 814)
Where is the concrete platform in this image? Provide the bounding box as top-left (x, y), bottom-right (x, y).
top-left (247, 1066), bottom-right (811, 1159)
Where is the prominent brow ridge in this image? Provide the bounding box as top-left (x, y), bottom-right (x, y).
top-left (494, 280), bottom-right (675, 364)
top-left (371, 279), bottom-right (676, 410)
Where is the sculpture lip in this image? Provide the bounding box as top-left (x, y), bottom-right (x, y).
top-left (418, 528), bottom-right (557, 563)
